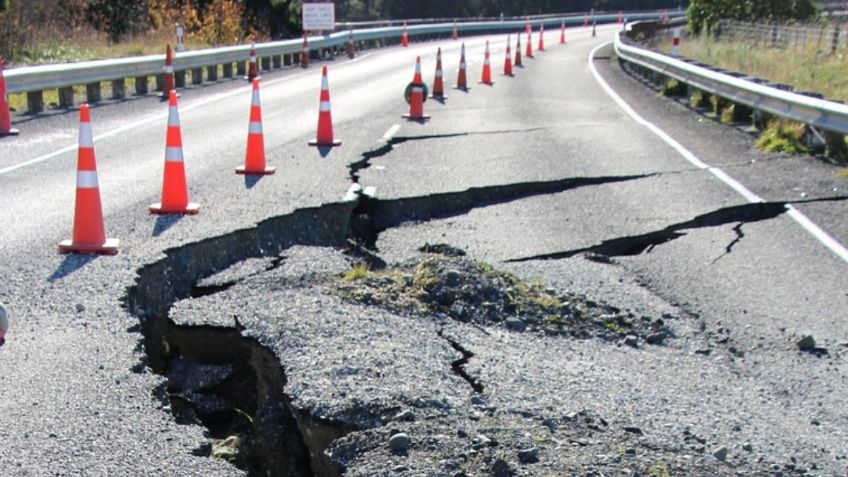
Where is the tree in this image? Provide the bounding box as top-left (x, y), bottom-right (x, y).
top-left (688, 0), bottom-right (819, 34)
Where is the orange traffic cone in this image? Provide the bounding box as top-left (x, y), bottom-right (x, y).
top-left (618, 11), bottom-right (624, 24)
top-left (346, 30), bottom-right (355, 59)
top-left (309, 66), bottom-right (341, 147)
top-left (431, 47), bottom-right (446, 100)
top-left (403, 57), bottom-right (429, 121)
top-left (503, 36), bottom-right (513, 77)
top-left (583, 15), bottom-right (588, 27)
top-left (59, 104), bottom-right (118, 255)
top-left (538, 23), bottom-right (545, 51)
top-left (246, 42), bottom-right (259, 81)
top-left (479, 41), bottom-right (493, 85)
top-left (301, 34), bottom-right (309, 68)
top-left (161, 44), bottom-right (175, 99)
top-left (0, 57), bottom-right (19, 136)
top-left (525, 18), bottom-right (531, 34)
top-left (150, 91), bottom-right (199, 215)
top-left (561, 21), bottom-right (567, 44)
top-left (237, 79), bottom-right (274, 175)
top-left (526, 30), bottom-right (534, 58)
top-left (514, 34), bottom-right (523, 67)
top-left (401, 22), bottom-right (409, 47)
top-left (455, 43), bottom-right (469, 91)
top-left (452, 21), bottom-right (458, 40)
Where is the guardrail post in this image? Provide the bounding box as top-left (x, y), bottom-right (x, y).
top-left (223, 63), bottom-right (234, 79)
top-left (236, 61), bottom-right (246, 77)
top-left (273, 55), bottom-right (281, 69)
top-left (261, 57), bottom-right (271, 71)
top-left (283, 54), bottom-right (292, 66)
top-left (824, 128), bottom-right (848, 163)
top-left (155, 74), bottom-right (164, 92)
top-left (86, 82), bottom-right (101, 103)
top-left (191, 67), bottom-right (203, 85)
top-left (831, 27), bottom-right (840, 54)
top-left (207, 65), bottom-right (218, 81)
top-left (135, 76), bottom-right (149, 95)
top-left (111, 79), bottom-right (126, 99)
top-left (27, 91), bottom-right (44, 114)
top-left (175, 70), bottom-right (186, 88)
top-left (58, 87), bottom-right (74, 108)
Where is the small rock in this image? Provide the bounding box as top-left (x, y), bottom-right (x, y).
top-left (389, 433), bottom-right (411, 452)
top-left (505, 317), bottom-right (527, 332)
top-left (392, 465), bottom-right (409, 472)
top-left (742, 442), bottom-right (753, 452)
top-left (623, 426), bottom-right (643, 435)
top-left (472, 434), bottom-right (492, 447)
top-left (712, 446), bottom-right (729, 462)
top-left (450, 303), bottom-right (466, 319)
top-left (393, 410), bottom-right (416, 422)
top-left (75, 303), bottom-right (86, 313)
top-left (646, 332), bottom-right (666, 345)
top-left (517, 447), bottom-right (540, 464)
top-left (796, 335), bottom-right (816, 351)
top-left (445, 269), bottom-right (462, 285)
top-left (623, 335), bottom-right (639, 348)
top-left (542, 418), bottom-right (557, 429)
top-left (492, 458), bottom-right (513, 477)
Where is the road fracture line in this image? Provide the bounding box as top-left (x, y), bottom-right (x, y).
top-left (588, 42), bottom-right (848, 265)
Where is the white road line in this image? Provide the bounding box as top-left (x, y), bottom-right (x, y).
top-left (588, 42), bottom-right (848, 265)
top-left (0, 53), bottom-right (375, 177)
top-left (382, 124), bottom-right (401, 142)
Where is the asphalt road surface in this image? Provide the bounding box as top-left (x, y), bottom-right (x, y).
top-left (1, 23), bottom-right (846, 476)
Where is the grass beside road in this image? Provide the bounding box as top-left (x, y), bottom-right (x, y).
top-left (658, 35), bottom-right (848, 103)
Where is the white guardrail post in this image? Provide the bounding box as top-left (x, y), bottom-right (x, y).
top-left (614, 25), bottom-right (848, 152)
top-left (2, 10), bottom-right (679, 116)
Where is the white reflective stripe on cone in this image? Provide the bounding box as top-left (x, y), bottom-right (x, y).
top-left (77, 170), bottom-right (99, 189)
top-left (248, 121), bottom-right (263, 134)
top-left (165, 146), bottom-right (183, 162)
top-left (168, 108), bottom-right (180, 126)
top-left (322, 75), bottom-right (329, 89)
top-left (435, 71), bottom-right (443, 77)
top-left (78, 124), bottom-right (94, 148)
top-left (252, 91), bottom-right (261, 105)
top-left (319, 101), bottom-right (331, 112)
top-left (164, 65), bottom-right (174, 73)
top-left (412, 87), bottom-right (424, 93)
top-left (460, 63), bottom-right (466, 68)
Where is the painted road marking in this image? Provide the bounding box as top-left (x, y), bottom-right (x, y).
top-left (588, 42), bottom-right (848, 264)
top-left (382, 124), bottom-right (401, 142)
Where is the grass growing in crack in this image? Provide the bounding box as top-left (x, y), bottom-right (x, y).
top-left (838, 168), bottom-right (848, 179)
top-left (756, 119), bottom-right (808, 154)
top-left (342, 263), bottom-right (370, 281)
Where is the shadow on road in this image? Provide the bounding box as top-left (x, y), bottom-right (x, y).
top-left (244, 174), bottom-right (264, 189)
top-left (152, 215), bottom-right (184, 237)
top-left (49, 254), bottom-right (99, 282)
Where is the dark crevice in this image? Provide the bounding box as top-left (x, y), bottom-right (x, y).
top-left (370, 174), bottom-right (656, 236)
top-left (710, 222), bottom-right (745, 264)
top-left (507, 202), bottom-right (789, 262)
top-left (437, 327), bottom-right (484, 394)
top-left (348, 128), bottom-right (546, 182)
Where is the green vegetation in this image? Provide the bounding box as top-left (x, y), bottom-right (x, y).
top-left (755, 119), bottom-right (808, 154)
top-left (687, 0), bottom-right (819, 34)
top-left (660, 78), bottom-right (687, 97)
top-left (342, 263), bottom-right (370, 282)
top-left (648, 461), bottom-right (671, 477)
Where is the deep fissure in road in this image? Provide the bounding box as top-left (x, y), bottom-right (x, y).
top-left (122, 172), bottom-right (667, 476)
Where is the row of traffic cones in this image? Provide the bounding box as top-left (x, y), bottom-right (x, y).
top-left (58, 65), bottom-right (342, 255)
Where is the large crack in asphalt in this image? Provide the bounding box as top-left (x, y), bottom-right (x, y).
top-left (506, 197), bottom-right (848, 263)
top-left (437, 328), bottom-right (484, 394)
top-left (348, 128), bottom-right (546, 182)
top-left (121, 172), bottom-right (656, 476)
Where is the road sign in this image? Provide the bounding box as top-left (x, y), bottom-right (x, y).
top-left (303, 2), bottom-right (336, 31)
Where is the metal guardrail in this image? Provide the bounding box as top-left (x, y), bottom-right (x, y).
top-left (3, 11), bottom-right (678, 97)
top-left (614, 28), bottom-right (848, 135)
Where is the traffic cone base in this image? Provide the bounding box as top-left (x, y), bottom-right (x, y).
top-left (0, 128), bottom-right (19, 136)
top-left (308, 138), bottom-right (342, 146)
top-left (236, 165), bottom-right (275, 175)
top-left (59, 238), bottom-right (119, 255)
top-left (149, 202), bottom-right (200, 215)
top-left (429, 94), bottom-right (447, 99)
top-left (401, 114), bottom-right (430, 120)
